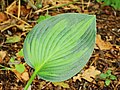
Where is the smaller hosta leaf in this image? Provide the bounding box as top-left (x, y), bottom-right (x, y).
top-left (100, 73), bottom-right (108, 79)
top-left (106, 70), bottom-right (112, 76)
top-left (15, 64), bottom-right (25, 73)
top-left (110, 75), bottom-right (117, 80)
top-left (5, 35), bottom-right (21, 43)
top-left (105, 79), bottom-right (111, 86)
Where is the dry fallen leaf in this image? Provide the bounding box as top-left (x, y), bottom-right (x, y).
top-left (12, 69), bottom-right (22, 81)
top-left (6, 1), bottom-right (18, 15)
top-left (73, 66), bottom-right (101, 83)
top-left (73, 73), bottom-right (82, 82)
top-left (12, 70), bottom-right (29, 81)
top-left (81, 66), bottom-right (101, 83)
top-left (52, 82), bottom-right (70, 88)
top-left (95, 35), bottom-right (113, 50)
top-left (0, 51), bottom-right (7, 63)
top-left (20, 6), bottom-right (30, 17)
top-left (21, 71), bottom-right (29, 81)
top-left (0, 12), bottom-right (7, 23)
top-left (39, 81), bottom-right (46, 89)
top-left (98, 81), bottom-right (104, 89)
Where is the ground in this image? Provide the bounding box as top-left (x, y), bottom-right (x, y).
top-left (0, 0), bottom-right (120, 90)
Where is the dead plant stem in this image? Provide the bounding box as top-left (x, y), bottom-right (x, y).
top-left (18, 0), bottom-right (21, 19)
top-left (5, 11), bottom-right (31, 27)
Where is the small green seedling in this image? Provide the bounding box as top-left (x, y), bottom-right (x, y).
top-left (37, 14), bottom-right (51, 23)
top-left (0, 49), bottom-right (25, 74)
top-left (99, 70), bottom-right (117, 86)
top-left (23, 13), bottom-right (96, 90)
top-left (96, 0), bottom-right (120, 10)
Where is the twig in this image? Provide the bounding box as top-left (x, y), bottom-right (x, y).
top-left (81, 0), bottom-right (84, 11)
top-left (18, 0), bottom-right (21, 19)
top-left (27, 0), bottom-right (37, 10)
top-left (109, 30), bottom-right (120, 37)
top-left (5, 11), bottom-right (32, 27)
top-left (0, 64), bottom-right (13, 70)
top-left (87, 0), bottom-right (91, 8)
top-left (1, 0), bottom-right (6, 11)
top-left (6, 0), bottom-right (16, 11)
top-left (1, 24), bottom-right (16, 32)
top-left (0, 19), bottom-right (11, 25)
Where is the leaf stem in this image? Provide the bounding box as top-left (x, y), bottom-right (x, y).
top-left (24, 69), bottom-right (39, 90)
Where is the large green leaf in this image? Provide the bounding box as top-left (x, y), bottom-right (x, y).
top-left (23, 13), bottom-right (96, 82)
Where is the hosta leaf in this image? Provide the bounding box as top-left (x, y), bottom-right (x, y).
top-left (23, 13), bottom-right (96, 82)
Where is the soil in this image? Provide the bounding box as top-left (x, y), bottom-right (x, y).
top-left (0, 0), bottom-right (120, 90)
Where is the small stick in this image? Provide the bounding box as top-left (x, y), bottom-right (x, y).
top-left (5, 11), bottom-right (32, 27)
top-left (1, 0), bottom-right (6, 11)
top-left (82, 0), bottom-right (84, 11)
top-left (27, 0), bottom-right (37, 10)
top-left (1, 24), bottom-right (16, 32)
top-left (18, 0), bottom-right (21, 19)
top-left (6, 1), bottom-right (16, 11)
top-left (87, 0), bottom-right (91, 8)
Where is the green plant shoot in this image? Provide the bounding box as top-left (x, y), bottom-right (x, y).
top-left (99, 69), bottom-right (117, 86)
top-left (96, 0), bottom-right (120, 10)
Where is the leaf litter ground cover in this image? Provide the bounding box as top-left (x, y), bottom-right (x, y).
top-left (0, 0), bottom-right (120, 90)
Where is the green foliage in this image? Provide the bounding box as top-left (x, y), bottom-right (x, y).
top-left (100, 73), bottom-right (108, 79)
top-left (17, 48), bottom-right (24, 57)
top-left (36, 0), bottom-right (43, 8)
top-left (96, 0), bottom-right (120, 10)
top-left (15, 64), bottom-right (25, 73)
top-left (9, 56), bottom-right (25, 73)
top-left (0, 63), bottom-right (25, 73)
top-left (106, 69), bottom-right (112, 76)
top-left (37, 14), bottom-right (51, 23)
top-left (10, 57), bottom-right (15, 63)
top-left (23, 13), bottom-right (96, 90)
top-left (5, 35), bottom-right (21, 43)
top-left (0, 54), bottom-right (25, 74)
top-left (99, 70), bottom-right (117, 86)
top-left (110, 75), bottom-right (117, 80)
top-left (105, 79), bottom-right (111, 86)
